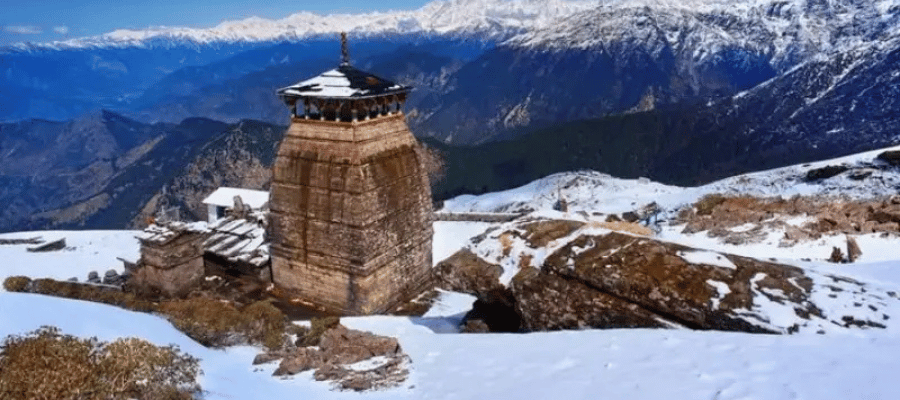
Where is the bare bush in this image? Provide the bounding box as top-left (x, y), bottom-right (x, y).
top-left (2, 276), bottom-right (31, 292)
top-left (0, 326), bottom-right (200, 400)
top-left (158, 297), bottom-right (288, 350)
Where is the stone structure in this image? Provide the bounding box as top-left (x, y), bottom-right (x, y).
top-left (132, 222), bottom-right (208, 296)
top-left (269, 34), bottom-right (433, 315)
top-left (204, 210), bottom-right (271, 282)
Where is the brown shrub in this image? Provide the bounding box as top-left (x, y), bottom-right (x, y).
top-left (499, 233), bottom-right (514, 257)
top-left (18, 278), bottom-right (157, 312)
top-left (297, 316), bottom-right (340, 347)
top-left (518, 253), bottom-right (533, 269)
top-left (0, 326), bottom-right (200, 400)
top-left (2, 276), bottom-right (31, 292)
top-left (695, 194), bottom-right (727, 216)
top-left (157, 297), bottom-right (288, 350)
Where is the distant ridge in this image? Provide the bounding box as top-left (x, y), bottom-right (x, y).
top-left (1, 0), bottom-right (593, 52)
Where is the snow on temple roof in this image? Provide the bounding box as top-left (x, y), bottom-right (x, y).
top-left (277, 64), bottom-right (409, 101)
top-left (202, 187), bottom-right (269, 209)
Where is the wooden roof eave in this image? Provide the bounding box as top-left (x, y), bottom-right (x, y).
top-left (278, 88), bottom-right (412, 105)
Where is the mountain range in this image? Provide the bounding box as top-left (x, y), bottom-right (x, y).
top-left (2, 0), bottom-right (900, 231)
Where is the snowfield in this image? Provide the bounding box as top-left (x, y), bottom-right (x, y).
top-left (4, 146), bottom-right (900, 398)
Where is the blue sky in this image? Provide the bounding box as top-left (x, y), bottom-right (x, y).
top-left (0, 0), bottom-right (431, 45)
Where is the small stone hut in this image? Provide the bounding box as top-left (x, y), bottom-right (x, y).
top-left (132, 222), bottom-right (209, 296)
top-left (269, 34), bottom-right (434, 315)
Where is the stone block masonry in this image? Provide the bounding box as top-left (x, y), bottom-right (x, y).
top-left (270, 113), bottom-right (434, 315)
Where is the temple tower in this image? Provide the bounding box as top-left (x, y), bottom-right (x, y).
top-left (269, 34), bottom-right (433, 315)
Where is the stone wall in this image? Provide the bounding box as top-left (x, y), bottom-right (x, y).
top-left (270, 113), bottom-right (434, 315)
top-left (133, 231), bottom-right (206, 297)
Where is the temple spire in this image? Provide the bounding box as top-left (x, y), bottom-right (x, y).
top-left (340, 32), bottom-right (350, 66)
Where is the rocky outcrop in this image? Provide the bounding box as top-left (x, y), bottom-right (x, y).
top-left (435, 249), bottom-right (505, 298)
top-left (437, 219), bottom-right (900, 334)
top-left (679, 195), bottom-right (900, 244)
top-left (265, 324), bottom-right (409, 391)
top-left (511, 266), bottom-right (668, 331)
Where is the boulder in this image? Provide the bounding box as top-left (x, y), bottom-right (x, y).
top-left (543, 232), bottom-right (814, 333)
top-left (847, 169), bottom-right (874, 181)
top-left (253, 351), bottom-right (286, 365)
top-left (876, 150), bottom-right (900, 166)
top-left (274, 348), bottom-right (324, 376)
top-left (434, 249), bottom-right (505, 298)
top-left (621, 211), bottom-right (640, 223)
top-left (319, 325), bottom-right (401, 365)
top-left (272, 324), bottom-right (409, 391)
top-left (805, 165), bottom-right (849, 181)
top-left (440, 219), bottom-right (900, 335)
top-left (511, 266), bottom-right (666, 331)
top-left (103, 269), bottom-right (119, 285)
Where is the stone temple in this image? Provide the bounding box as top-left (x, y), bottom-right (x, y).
top-left (269, 35), bottom-right (434, 315)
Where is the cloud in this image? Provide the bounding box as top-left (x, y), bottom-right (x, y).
top-left (4, 25), bottom-right (42, 35)
top-left (53, 26), bottom-right (69, 35)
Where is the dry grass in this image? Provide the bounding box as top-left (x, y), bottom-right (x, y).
top-left (499, 233), bottom-right (514, 257)
top-left (3, 276), bottom-right (155, 312)
top-left (2, 276), bottom-right (30, 292)
top-left (591, 221), bottom-right (654, 236)
top-left (157, 297), bottom-right (288, 351)
top-left (297, 316), bottom-right (341, 347)
top-left (694, 194), bottom-right (728, 216)
top-left (3, 276), bottom-right (289, 351)
top-left (0, 326), bottom-right (200, 400)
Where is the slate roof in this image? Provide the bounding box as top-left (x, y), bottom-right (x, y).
top-left (136, 221), bottom-right (209, 245)
top-left (277, 64), bottom-right (409, 101)
top-left (203, 213), bottom-right (269, 268)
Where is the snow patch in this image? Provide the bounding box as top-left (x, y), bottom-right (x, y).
top-left (678, 250), bottom-right (737, 270)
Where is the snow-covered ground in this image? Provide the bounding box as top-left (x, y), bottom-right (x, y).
top-left (3, 271), bottom-right (900, 399)
top-left (0, 230), bottom-right (139, 281)
top-left (443, 144), bottom-right (900, 216)
top-left (4, 146), bottom-right (900, 399)
top-left (2, 221), bottom-right (900, 399)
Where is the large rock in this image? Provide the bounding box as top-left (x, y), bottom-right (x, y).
top-left (511, 266), bottom-right (667, 331)
top-left (544, 232), bottom-right (815, 333)
top-left (272, 324), bottom-right (408, 391)
top-left (319, 325), bottom-right (401, 365)
top-left (437, 219), bottom-right (900, 334)
top-left (273, 348), bottom-right (323, 376)
top-left (876, 150), bottom-right (900, 166)
top-left (434, 248), bottom-right (505, 298)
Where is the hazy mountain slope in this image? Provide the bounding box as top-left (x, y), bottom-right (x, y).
top-left (133, 120), bottom-right (283, 226)
top-left (417, 0), bottom-right (900, 143)
top-left (0, 45), bottom-right (254, 122)
top-left (126, 41), bottom-right (472, 126)
top-left (0, 111), bottom-right (170, 231)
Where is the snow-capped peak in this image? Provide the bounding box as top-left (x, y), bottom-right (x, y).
top-left (4, 0), bottom-right (595, 51)
top-left (508, 0), bottom-right (900, 70)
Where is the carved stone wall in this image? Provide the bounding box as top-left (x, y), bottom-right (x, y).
top-left (270, 113), bottom-right (433, 315)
